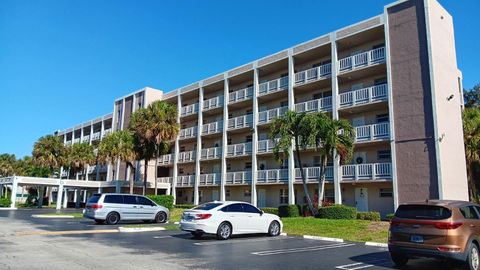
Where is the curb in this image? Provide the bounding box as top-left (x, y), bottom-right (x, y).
top-left (118, 227), bottom-right (166, 233)
top-left (365, 242), bottom-right (388, 248)
top-left (280, 232), bottom-right (287, 236)
top-left (303, 235), bottom-right (344, 243)
top-left (31, 214), bottom-right (75, 219)
top-left (174, 222), bottom-right (179, 225)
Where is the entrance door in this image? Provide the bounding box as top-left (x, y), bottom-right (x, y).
top-left (212, 189), bottom-right (219, 201)
top-left (257, 189), bottom-right (266, 208)
top-left (355, 188), bottom-right (368, 212)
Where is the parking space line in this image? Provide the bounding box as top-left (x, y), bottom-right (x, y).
top-left (194, 236), bottom-right (294, 246)
top-left (153, 236), bottom-right (172, 239)
top-left (335, 259), bottom-right (390, 270)
top-left (251, 243), bottom-right (355, 256)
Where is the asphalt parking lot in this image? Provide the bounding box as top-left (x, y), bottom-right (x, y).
top-left (0, 209), bottom-right (466, 270)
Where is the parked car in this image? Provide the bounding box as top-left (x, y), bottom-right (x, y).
top-left (389, 200), bottom-right (480, 270)
top-left (83, 193), bottom-right (169, 225)
top-left (180, 201), bottom-right (282, 240)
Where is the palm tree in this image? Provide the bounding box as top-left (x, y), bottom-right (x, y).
top-left (313, 113), bottom-right (355, 207)
top-left (98, 130), bottom-right (137, 194)
top-left (463, 107), bottom-right (480, 202)
top-left (0, 154), bottom-right (16, 177)
top-left (65, 142), bottom-right (96, 179)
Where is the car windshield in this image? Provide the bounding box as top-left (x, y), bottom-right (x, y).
top-left (395, 204), bottom-right (452, 220)
top-left (193, 203), bottom-right (223, 210)
top-left (87, 195), bottom-right (101, 204)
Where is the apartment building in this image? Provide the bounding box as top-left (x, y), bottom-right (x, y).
top-left (55, 0), bottom-right (468, 216)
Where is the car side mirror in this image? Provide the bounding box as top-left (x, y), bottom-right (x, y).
top-left (260, 210), bottom-right (264, 216)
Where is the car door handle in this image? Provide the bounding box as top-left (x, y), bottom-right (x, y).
top-left (140, 206), bottom-right (144, 209)
top-left (133, 206), bottom-right (137, 208)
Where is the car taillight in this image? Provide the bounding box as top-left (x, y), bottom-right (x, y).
top-left (195, 213), bottom-right (212, 220)
top-left (434, 222), bottom-right (463, 230)
top-left (437, 246), bottom-right (462, 252)
top-left (90, 204), bottom-right (103, 209)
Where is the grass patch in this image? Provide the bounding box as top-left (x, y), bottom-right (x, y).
top-left (169, 208), bottom-right (185, 223)
top-left (281, 217), bottom-right (389, 243)
top-left (39, 212), bottom-right (84, 218)
top-left (164, 224), bottom-right (180, 231)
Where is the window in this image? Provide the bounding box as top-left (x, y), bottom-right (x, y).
top-left (221, 203), bottom-right (243, 213)
top-left (374, 77), bottom-right (387, 85)
top-left (193, 203), bottom-right (223, 210)
top-left (377, 150), bottom-right (391, 160)
top-left (87, 194), bottom-right (101, 204)
top-left (460, 206), bottom-right (480, 219)
top-left (280, 189), bottom-right (288, 204)
top-left (227, 138), bottom-right (232, 145)
top-left (104, 195), bottom-right (123, 204)
top-left (227, 164), bottom-right (231, 170)
top-left (246, 135), bottom-right (252, 142)
top-left (376, 114), bottom-right (389, 123)
top-left (280, 73), bottom-right (288, 78)
top-left (123, 195), bottom-right (137, 205)
top-left (177, 190), bottom-right (183, 197)
top-left (242, 203), bottom-right (261, 214)
top-left (379, 188), bottom-right (393, 197)
top-left (179, 168), bottom-right (184, 174)
top-left (395, 205), bottom-right (452, 220)
top-left (246, 109), bottom-right (253, 115)
top-left (245, 162), bottom-right (252, 170)
top-left (313, 93), bottom-right (323, 100)
top-left (313, 156), bottom-right (321, 166)
top-left (226, 189), bottom-right (230, 197)
top-left (244, 189), bottom-right (251, 197)
top-left (372, 43), bottom-right (385, 49)
top-left (138, 196), bottom-right (155, 206)
top-left (280, 101), bottom-right (288, 107)
top-left (180, 146), bottom-right (185, 152)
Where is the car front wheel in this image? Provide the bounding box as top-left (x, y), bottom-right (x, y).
top-left (155, 212), bottom-right (167, 223)
top-left (106, 212), bottom-right (120, 225)
top-left (390, 252), bottom-right (408, 267)
top-left (268, 221), bottom-right (281, 237)
top-left (467, 244), bottom-right (480, 270)
top-left (216, 222), bottom-right (232, 240)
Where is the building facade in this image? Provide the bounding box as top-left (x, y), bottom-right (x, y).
top-left (55, 0), bottom-right (468, 216)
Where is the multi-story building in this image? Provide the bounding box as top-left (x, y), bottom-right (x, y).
top-left (55, 0), bottom-right (468, 216)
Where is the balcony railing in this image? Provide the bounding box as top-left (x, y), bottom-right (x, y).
top-left (341, 163), bottom-right (392, 181)
top-left (227, 114), bottom-right (253, 130)
top-left (226, 171), bottom-right (252, 185)
top-left (181, 103), bottom-right (199, 117)
top-left (92, 132), bottom-right (101, 141)
top-left (178, 151), bottom-right (196, 163)
top-left (103, 129), bottom-right (112, 136)
top-left (65, 141), bottom-right (72, 146)
top-left (229, 86), bottom-right (253, 104)
top-left (355, 123), bottom-right (390, 142)
top-left (158, 177), bottom-right (173, 183)
top-left (294, 63), bottom-right (332, 85)
top-left (258, 106), bottom-right (288, 125)
top-left (201, 147), bottom-right (222, 160)
top-left (295, 97), bottom-right (332, 113)
top-left (179, 126), bottom-right (198, 140)
top-left (338, 47), bottom-right (386, 72)
top-left (257, 169), bottom-right (289, 184)
top-left (158, 154), bottom-right (174, 165)
top-left (199, 173), bottom-right (221, 186)
top-left (339, 84), bottom-right (388, 108)
top-left (202, 121), bottom-right (223, 135)
top-left (73, 138), bottom-right (80, 144)
top-left (203, 95), bottom-right (224, 111)
top-left (177, 175), bottom-right (195, 187)
top-left (227, 142), bottom-right (252, 157)
top-left (258, 76), bottom-right (288, 97)
top-left (257, 139), bottom-right (279, 153)
top-left (295, 166), bottom-right (333, 182)
top-left (82, 135), bottom-right (90, 143)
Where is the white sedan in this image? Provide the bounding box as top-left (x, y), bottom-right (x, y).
top-left (180, 201), bottom-right (282, 240)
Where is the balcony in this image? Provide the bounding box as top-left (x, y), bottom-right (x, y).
top-left (225, 171), bottom-right (252, 185)
top-left (258, 106), bottom-right (288, 125)
top-left (181, 103), bottom-right (199, 117)
top-left (257, 139), bottom-right (278, 154)
top-left (201, 147), bottom-right (222, 160)
top-left (179, 126), bottom-right (198, 140)
top-left (73, 138), bottom-right (80, 144)
top-left (227, 142), bottom-right (252, 157)
top-left (92, 132), bottom-right (101, 141)
top-left (294, 63), bottom-right (332, 85)
top-left (177, 175), bottom-right (195, 187)
top-left (229, 86), bottom-right (253, 104)
top-left (158, 154), bottom-right (174, 165)
top-left (202, 121), bottom-right (223, 135)
top-left (203, 96), bottom-right (223, 111)
top-left (178, 150), bottom-right (196, 163)
top-left (103, 129), bottom-right (112, 137)
top-left (295, 97), bottom-right (332, 113)
top-left (257, 169), bottom-right (288, 184)
top-left (199, 173), bottom-right (221, 186)
top-left (339, 84), bottom-right (388, 109)
top-left (341, 163), bottom-right (392, 181)
top-left (158, 177), bottom-right (173, 183)
top-left (227, 114), bottom-right (253, 130)
top-left (355, 123), bottom-right (390, 143)
top-left (258, 76), bottom-right (288, 97)
top-left (65, 141), bottom-right (72, 146)
top-left (295, 166), bottom-right (333, 183)
top-left (82, 135), bottom-right (90, 143)
top-left (338, 47), bottom-right (386, 73)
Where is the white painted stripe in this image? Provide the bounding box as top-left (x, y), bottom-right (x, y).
top-left (153, 236), bottom-right (172, 239)
top-left (303, 235), bottom-right (344, 242)
top-left (118, 227), bottom-right (165, 233)
top-left (364, 242), bottom-right (388, 248)
top-left (31, 215), bottom-right (75, 219)
top-left (335, 259), bottom-right (390, 270)
top-left (194, 236), bottom-right (293, 246)
top-left (252, 243), bottom-right (355, 256)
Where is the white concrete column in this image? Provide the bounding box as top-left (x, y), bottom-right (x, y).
top-left (287, 52), bottom-right (296, 205)
top-left (115, 99), bottom-right (126, 181)
top-left (98, 186), bottom-right (103, 193)
top-left (172, 93), bottom-right (181, 202)
top-left (194, 87), bottom-right (204, 205)
top-left (0, 184), bottom-right (3, 197)
top-left (251, 68), bottom-right (259, 206)
top-left (83, 190), bottom-right (87, 203)
top-left (220, 78), bottom-right (229, 201)
top-left (56, 183), bottom-right (64, 210)
top-left (330, 35), bottom-right (342, 205)
top-left (9, 177), bottom-right (18, 209)
top-left (98, 120), bottom-right (105, 181)
top-left (62, 188), bottom-right (68, 208)
top-left (74, 189), bottom-right (80, 208)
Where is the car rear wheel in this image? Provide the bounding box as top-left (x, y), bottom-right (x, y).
top-left (467, 244), bottom-right (480, 270)
top-left (191, 231), bottom-right (203, 239)
top-left (216, 222), bottom-right (232, 240)
top-left (390, 252), bottom-right (408, 267)
top-left (155, 211), bottom-right (167, 223)
top-left (106, 212), bottom-right (120, 225)
top-left (268, 221), bottom-right (281, 237)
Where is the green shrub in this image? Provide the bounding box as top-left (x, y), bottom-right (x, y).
top-left (0, 197), bottom-right (11, 208)
top-left (278, 205), bottom-right (300, 217)
top-left (147, 195), bottom-right (174, 210)
top-left (357, 211), bottom-right (381, 221)
top-left (385, 213), bottom-right (395, 221)
top-left (173, 204), bottom-right (195, 209)
top-left (317, 204), bottom-right (357, 219)
top-left (261, 207), bottom-right (279, 216)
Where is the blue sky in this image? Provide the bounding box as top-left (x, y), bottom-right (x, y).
top-left (1, 0), bottom-right (479, 158)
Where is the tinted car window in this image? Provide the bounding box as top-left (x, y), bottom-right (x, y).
top-left (104, 195), bottom-right (123, 204)
top-left (87, 194), bottom-right (101, 204)
top-left (193, 203), bottom-right (223, 210)
top-left (242, 203), bottom-right (260, 214)
top-left (460, 206), bottom-right (480, 219)
top-left (221, 203), bottom-right (243, 213)
top-left (123, 195), bottom-right (138, 205)
top-left (395, 205), bottom-right (452, 220)
top-left (138, 196), bottom-right (155, 206)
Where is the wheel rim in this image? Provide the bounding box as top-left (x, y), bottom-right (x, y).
top-left (157, 213), bottom-right (166, 223)
top-left (109, 214), bottom-right (118, 224)
top-left (220, 224), bottom-right (230, 238)
top-left (472, 246), bottom-right (479, 270)
top-left (270, 222), bottom-right (280, 235)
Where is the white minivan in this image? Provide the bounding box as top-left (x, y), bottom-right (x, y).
top-left (83, 193), bottom-right (169, 225)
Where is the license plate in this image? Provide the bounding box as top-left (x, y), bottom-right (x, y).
top-left (410, 235), bottom-right (424, 243)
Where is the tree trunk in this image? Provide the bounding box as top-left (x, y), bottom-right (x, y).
top-left (155, 145), bottom-right (159, 195)
top-left (468, 163), bottom-right (478, 202)
top-left (143, 159), bottom-right (148, 195)
top-left (128, 162), bottom-right (135, 194)
top-left (318, 155), bottom-right (327, 207)
top-left (295, 138), bottom-right (317, 216)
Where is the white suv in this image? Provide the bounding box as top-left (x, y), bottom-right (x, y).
top-left (83, 193), bottom-right (169, 225)
top-left (180, 201), bottom-right (282, 240)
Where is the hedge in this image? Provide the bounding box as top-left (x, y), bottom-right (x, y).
top-left (261, 207), bottom-right (279, 216)
top-left (356, 211), bottom-right (381, 221)
top-left (385, 213), bottom-right (395, 221)
top-left (278, 205), bottom-right (300, 217)
top-left (173, 204), bottom-right (195, 209)
top-left (147, 195), bottom-right (174, 210)
top-left (317, 204), bottom-right (357, 219)
top-left (0, 197), bottom-right (11, 208)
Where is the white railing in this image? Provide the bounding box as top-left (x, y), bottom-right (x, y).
top-left (228, 114), bottom-right (253, 130)
top-left (294, 63), bottom-right (332, 85)
top-left (295, 166), bottom-right (333, 182)
top-left (225, 171), bottom-right (252, 185)
top-left (203, 95), bottom-right (224, 111)
top-left (202, 121), bottom-right (223, 135)
top-left (65, 141), bottom-right (72, 146)
top-left (295, 97), bottom-right (332, 113)
top-left (257, 169), bottom-right (289, 184)
top-left (158, 177), bottom-right (173, 183)
top-left (258, 76), bottom-right (288, 96)
top-left (92, 132), bottom-right (101, 141)
top-left (73, 138), bottom-right (80, 144)
top-left (180, 103), bottom-right (199, 117)
top-left (338, 47), bottom-right (386, 72)
top-left (178, 150), bottom-right (196, 163)
top-left (341, 163), bottom-right (392, 181)
top-left (179, 126), bottom-right (198, 140)
top-left (199, 173), bottom-right (221, 186)
top-left (258, 106), bottom-right (288, 124)
top-left (229, 86), bottom-right (253, 103)
top-left (82, 135), bottom-right (90, 143)
top-left (177, 175), bottom-right (195, 187)
top-left (227, 142), bottom-right (252, 157)
top-left (61, 171), bottom-right (68, 177)
top-left (355, 123), bottom-right (390, 142)
top-left (339, 84), bottom-right (388, 108)
top-left (103, 129), bottom-right (112, 136)
top-left (257, 139), bottom-right (279, 153)
top-left (158, 154), bottom-right (174, 165)
top-left (201, 147), bottom-right (222, 160)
